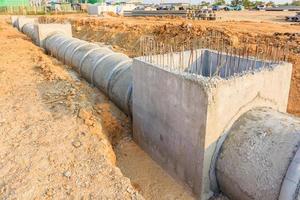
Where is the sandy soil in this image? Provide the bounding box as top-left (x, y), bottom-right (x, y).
top-left (1, 11), bottom-right (299, 200)
top-left (0, 17), bottom-right (196, 199)
top-left (39, 13), bottom-right (300, 116)
top-left (0, 17), bottom-right (144, 199)
top-left (217, 10), bottom-right (299, 23)
top-left (116, 138), bottom-right (194, 200)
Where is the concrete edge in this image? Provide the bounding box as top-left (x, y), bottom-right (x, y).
top-left (209, 132), bottom-right (229, 194)
top-left (279, 145), bottom-right (300, 200)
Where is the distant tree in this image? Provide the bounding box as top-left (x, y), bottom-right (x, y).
top-left (242, 0), bottom-right (252, 8)
top-left (231, 0), bottom-right (242, 6)
top-left (200, 1), bottom-right (210, 6)
top-left (291, 0), bottom-right (300, 6)
top-left (231, 0), bottom-right (252, 7)
top-left (277, 2), bottom-right (289, 6)
top-left (252, 0), bottom-right (264, 7)
top-left (213, 0), bottom-right (226, 6)
top-left (266, 1), bottom-right (275, 7)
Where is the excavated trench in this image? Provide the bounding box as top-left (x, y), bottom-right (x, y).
top-left (16, 18), bottom-right (196, 200)
top-left (13, 17), bottom-right (300, 200)
top-left (43, 29), bottom-right (196, 200)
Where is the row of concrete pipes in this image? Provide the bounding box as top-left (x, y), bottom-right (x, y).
top-left (16, 17), bottom-right (133, 115)
top-left (12, 16), bottom-right (300, 200)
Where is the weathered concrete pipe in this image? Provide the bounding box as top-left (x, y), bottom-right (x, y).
top-left (21, 23), bottom-right (37, 44)
top-left (215, 108), bottom-right (300, 200)
top-left (44, 33), bottom-right (133, 115)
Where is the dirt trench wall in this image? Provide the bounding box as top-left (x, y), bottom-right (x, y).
top-left (1, 18), bottom-right (144, 199)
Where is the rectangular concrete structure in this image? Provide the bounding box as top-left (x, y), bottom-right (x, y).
top-left (16, 17), bottom-right (37, 31)
top-left (34, 24), bottom-right (72, 48)
top-left (132, 49), bottom-right (292, 199)
top-left (87, 5), bottom-right (102, 16)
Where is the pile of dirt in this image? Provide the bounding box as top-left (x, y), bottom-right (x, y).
top-left (39, 15), bottom-right (300, 116)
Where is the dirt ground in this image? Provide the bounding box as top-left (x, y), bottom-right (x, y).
top-left (39, 12), bottom-right (300, 116)
top-left (217, 10), bottom-right (299, 23)
top-left (1, 11), bottom-right (300, 200)
top-left (0, 17), bottom-right (196, 199)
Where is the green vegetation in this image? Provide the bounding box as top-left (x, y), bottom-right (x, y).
top-left (291, 1), bottom-right (300, 6)
top-left (0, 0), bottom-right (29, 7)
top-left (212, 0), bottom-right (225, 6)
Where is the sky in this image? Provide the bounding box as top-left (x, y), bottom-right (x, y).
top-left (143, 0), bottom-right (294, 4)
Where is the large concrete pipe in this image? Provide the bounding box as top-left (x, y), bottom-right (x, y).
top-left (108, 64), bottom-right (133, 115)
top-left (21, 23), bottom-right (36, 43)
top-left (215, 108), bottom-right (300, 200)
top-left (43, 34), bottom-right (133, 115)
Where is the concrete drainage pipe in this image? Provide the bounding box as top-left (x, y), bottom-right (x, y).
top-left (44, 34), bottom-right (133, 115)
top-left (215, 108), bottom-right (300, 200)
top-left (21, 23), bottom-right (37, 44)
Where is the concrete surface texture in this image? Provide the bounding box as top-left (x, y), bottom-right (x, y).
top-left (203, 58), bottom-right (292, 198)
top-left (144, 49), bottom-right (276, 79)
top-left (279, 144), bottom-right (300, 200)
top-left (188, 49), bottom-right (273, 78)
top-left (16, 17), bottom-right (37, 31)
top-left (10, 15), bottom-right (19, 27)
top-left (88, 5), bottom-right (102, 16)
top-left (216, 108), bottom-right (300, 200)
top-left (22, 23), bottom-right (37, 44)
top-left (132, 50), bottom-right (293, 199)
top-left (132, 60), bottom-right (208, 196)
top-left (34, 24), bottom-right (72, 48)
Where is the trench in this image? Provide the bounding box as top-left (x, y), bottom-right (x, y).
top-left (15, 17), bottom-right (300, 200)
top-left (114, 137), bottom-right (195, 199)
top-left (17, 18), bottom-right (196, 200)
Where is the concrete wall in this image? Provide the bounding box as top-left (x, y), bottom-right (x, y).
top-left (146, 49), bottom-right (271, 78)
top-left (132, 49), bottom-right (293, 199)
top-left (34, 24), bottom-right (72, 48)
top-left (132, 60), bottom-right (208, 195)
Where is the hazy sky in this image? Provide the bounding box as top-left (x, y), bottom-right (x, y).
top-left (143, 0), bottom-right (293, 4)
